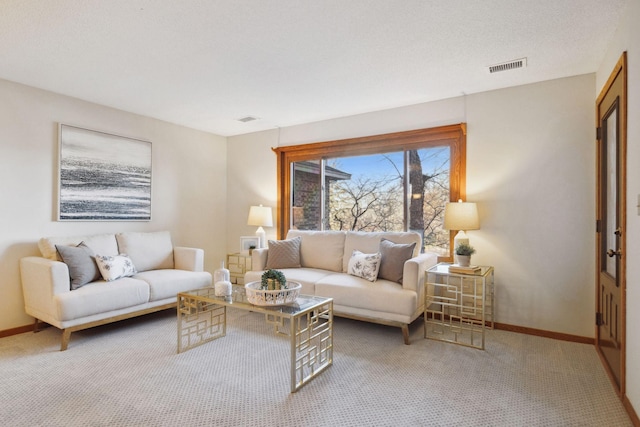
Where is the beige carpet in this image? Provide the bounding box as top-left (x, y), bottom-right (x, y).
top-left (0, 309), bottom-right (631, 426)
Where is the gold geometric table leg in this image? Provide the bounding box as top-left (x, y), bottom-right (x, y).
top-left (264, 301), bottom-right (333, 392)
top-left (290, 301), bottom-right (333, 392)
top-left (177, 294), bottom-right (226, 353)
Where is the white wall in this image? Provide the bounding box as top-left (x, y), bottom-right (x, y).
top-left (596, 0), bottom-right (640, 411)
top-left (0, 79), bottom-right (227, 331)
top-left (228, 74), bottom-right (596, 338)
top-left (225, 128), bottom-right (280, 253)
top-left (467, 75), bottom-right (595, 336)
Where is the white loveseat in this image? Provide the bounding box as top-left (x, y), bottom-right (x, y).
top-left (20, 231), bottom-right (212, 350)
top-left (245, 230), bottom-right (438, 344)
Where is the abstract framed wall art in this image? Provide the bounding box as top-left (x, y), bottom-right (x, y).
top-left (58, 124), bottom-right (152, 221)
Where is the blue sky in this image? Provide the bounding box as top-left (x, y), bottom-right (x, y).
top-left (328, 147), bottom-right (449, 180)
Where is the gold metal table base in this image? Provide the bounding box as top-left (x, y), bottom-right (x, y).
top-left (424, 263), bottom-right (494, 350)
top-left (177, 286), bottom-right (333, 392)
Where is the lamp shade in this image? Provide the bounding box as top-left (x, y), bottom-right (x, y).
top-left (444, 200), bottom-right (479, 231)
top-left (247, 205), bottom-right (273, 227)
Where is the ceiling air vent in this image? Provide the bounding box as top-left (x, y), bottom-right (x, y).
top-left (237, 116), bottom-right (259, 123)
top-left (488, 57), bottom-right (527, 74)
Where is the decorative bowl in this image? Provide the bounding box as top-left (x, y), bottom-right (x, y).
top-left (244, 281), bottom-right (301, 306)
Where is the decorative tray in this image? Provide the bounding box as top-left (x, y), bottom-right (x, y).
top-left (244, 281), bottom-right (301, 306)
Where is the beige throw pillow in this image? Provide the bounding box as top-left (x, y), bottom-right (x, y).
top-left (265, 237), bottom-right (302, 269)
top-left (378, 239), bottom-right (416, 283)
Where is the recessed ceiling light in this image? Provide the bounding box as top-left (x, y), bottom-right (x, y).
top-left (237, 116), bottom-right (259, 123)
top-left (488, 57), bottom-right (527, 73)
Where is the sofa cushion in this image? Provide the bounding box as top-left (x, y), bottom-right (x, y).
top-left (378, 239), bottom-right (416, 283)
top-left (265, 237), bottom-right (301, 269)
top-left (56, 242), bottom-right (101, 290)
top-left (342, 232), bottom-right (385, 272)
top-left (134, 269), bottom-right (212, 301)
top-left (55, 277), bottom-right (150, 322)
top-left (39, 233), bottom-right (118, 261)
top-left (286, 230), bottom-right (345, 272)
top-left (347, 250), bottom-right (381, 282)
top-left (95, 254), bottom-right (138, 281)
top-left (116, 231), bottom-right (174, 272)
top-left (315, 273), bottom-right (416, 316)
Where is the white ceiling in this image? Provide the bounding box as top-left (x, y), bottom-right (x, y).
top-left (0, 0), bottom-right (628, 136)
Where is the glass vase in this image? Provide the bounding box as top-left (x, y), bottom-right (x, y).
top-left (214, 261), bottom-right (230, 283)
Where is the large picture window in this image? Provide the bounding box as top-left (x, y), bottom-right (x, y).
top-left (274, 124), bottom-right (466, 258)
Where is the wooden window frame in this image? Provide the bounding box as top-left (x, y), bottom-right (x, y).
top-left (273, 123), bottom-right (467, 257)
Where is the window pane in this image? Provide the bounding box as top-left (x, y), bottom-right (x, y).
top-left (292, 148), bottom-right (450, 253)
top-left (291, 160), bottom-right (323, 230)
top-left (327, 153), bottom-right (404, 232)
top-left (412, 147), bottom-right (450, 256)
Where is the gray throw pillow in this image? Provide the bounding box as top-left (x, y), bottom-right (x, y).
top-left (56, 242), bottom-right (101, 290)
top-left (265, 237), bottom-right (302, 269)
top-left (378, 238), bottom-right (417, 283)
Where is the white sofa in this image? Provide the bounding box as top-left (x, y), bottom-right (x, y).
top-left (245, 230), bottom-right (438, 344)
top-left (20, 231), bottom-right (212, 350)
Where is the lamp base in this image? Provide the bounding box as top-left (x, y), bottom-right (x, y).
top-left (453, 230), bottom-right (469, 265)
top-left (255, 227), bottom-right (266, 249)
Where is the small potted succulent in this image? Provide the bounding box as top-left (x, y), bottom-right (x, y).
top-left (261, 269), bottom-right (287, 290)
top-left (455, 242), bottom-right (476, 267)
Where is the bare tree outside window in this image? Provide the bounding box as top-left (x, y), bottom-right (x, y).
top-left (299, 147), bottom-right (449, 254)
top-left (417, 148), bottom-right (450, 255)
top-left (329, 175), bottom-right (404, 232)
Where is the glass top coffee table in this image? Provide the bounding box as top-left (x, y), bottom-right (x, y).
top-left (177, 283), bottom-right (333, 392)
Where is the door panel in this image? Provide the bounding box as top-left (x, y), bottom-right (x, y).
top-left (596, 52), bottom-right (626, 397)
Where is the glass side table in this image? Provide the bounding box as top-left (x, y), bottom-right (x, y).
top-left (424, 262), bottom-right (494, 350)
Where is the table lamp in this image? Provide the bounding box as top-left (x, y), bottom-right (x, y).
top-left (247, 205), bottom-right (273, 248)
top-left (444, 199), bottom-right (479, 260)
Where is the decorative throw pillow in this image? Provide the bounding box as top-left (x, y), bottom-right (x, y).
top-left (56, 242), bottom-right (101, 290)
top-left (95, 254), bottom-right (137, 282)
top-left (378, 239), bottom-right (416, 283)
top-left (347, 250), bottom-right (381, 282)
top-left (265, 237), bottom-right (302, 269)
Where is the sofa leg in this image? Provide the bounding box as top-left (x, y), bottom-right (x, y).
top-left (402, 324), bottom-right (410, 345)
top-left (33, 318), bottom-right (40, 333)
top-left (60, 329), bottom-right (71, 351)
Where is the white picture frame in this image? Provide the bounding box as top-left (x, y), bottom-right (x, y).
top-left (240, 236), bottom-right (260, 255)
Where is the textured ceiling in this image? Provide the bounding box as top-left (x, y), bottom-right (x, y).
top-left (0, 0), bottom-right (628, 136)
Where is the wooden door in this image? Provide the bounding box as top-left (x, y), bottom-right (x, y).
top-left (596, 52), bottom-right (627, 396)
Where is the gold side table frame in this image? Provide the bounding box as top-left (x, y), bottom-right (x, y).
top-left (424, 263), bottom-right (494, 350)
top-left (177, 285), bottom-right (333, 393)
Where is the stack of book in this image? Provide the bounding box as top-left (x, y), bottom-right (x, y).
top-left (448, 265), bottom-right (482, 275)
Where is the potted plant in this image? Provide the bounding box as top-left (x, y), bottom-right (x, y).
top-left (261, 269), bottom-right (287, 290)
top-left (455, 242), bottom-right (476, 267)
